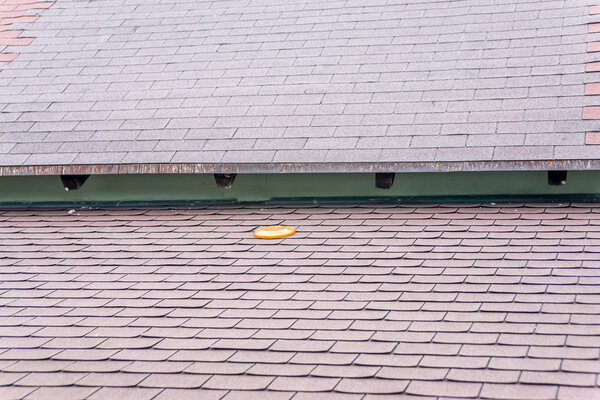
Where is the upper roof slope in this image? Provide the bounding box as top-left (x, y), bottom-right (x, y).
top-left (0, 0), bottom-right (599, 175)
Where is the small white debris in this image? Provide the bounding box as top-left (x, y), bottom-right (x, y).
top-left (67, 209), bottom-right (76, 215)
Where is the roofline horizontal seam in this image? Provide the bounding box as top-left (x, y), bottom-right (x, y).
top-left (0, 159), bottom-right (599, 176)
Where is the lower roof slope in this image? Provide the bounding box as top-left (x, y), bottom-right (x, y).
top-left (0, 0), bottom-right (599, 175)
top-left (0, 202), bottom-right (599, 398)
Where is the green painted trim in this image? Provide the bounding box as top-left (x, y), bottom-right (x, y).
top-left (0, 170), bottom-right (599, 205)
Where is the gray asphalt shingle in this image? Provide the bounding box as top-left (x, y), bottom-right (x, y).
top-left (0, 0), bottom-right (599, 172)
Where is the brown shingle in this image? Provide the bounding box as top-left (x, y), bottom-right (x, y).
top-left (76, 373), bottom-right (148, 387)
top-left (268, 376), bottom-right (340, 392)
top-left (220, 391), bottom-right (293, 400)
top-left (203, 375), bottom-right (274, 390)
top-left (139, 373), bottom-right (209, 388)
top-left (14, 372), bottom-right (85, 387)
top-left (88, 387), bottom-right (161, 400)
top-left (154, 388), bottom-right (226, 400)
top-left (336, 378), bottom-right (409, 394)
top-left (0, 203), bottom-right (598, 399)
top-left (480, 383), bottom-right (558, 400)
top-left (406, 380), bottom-right (482, 398)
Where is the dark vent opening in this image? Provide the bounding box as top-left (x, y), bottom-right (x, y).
top-left (375, 173), bottom-right (395, 189)
top-left (548, 170), bottom-right (567, 186)
top-left (60, 175), bottom-right (90, 191)
top-left (214, 173), bottom-right (236, 189)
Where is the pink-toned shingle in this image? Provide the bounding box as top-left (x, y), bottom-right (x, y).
top-left (25, 386), bottom-right (99, 400)
top-left (76, 372), bottom-right (148, 387)
top-left (480, 383), bottom-right (558, 400)
top-left (139, 373), bottom-right (209, 388)
top-left (269, 376), bottom-right (340, 392)
top-left (0, 203), bottom-right (599, 398)
top-left (88, 387), bottom-right (161, 400)
top-left (247, 363), bottom-right (314, 377)
top-left (335, 378), bottom-right (409, 394)
top-left (203, 375), bottom-right (274, 390)
top-left (406, 380), bottom-right (482, 398)
top-left (14, 372), bottom-right (85, 386)
top-left (154, 388), bottom-right (227, 400)
top-left (558, 386), bottom-right (600, 400)
top-left (376, 367), bottom-right (447, 381)
top-left (312, 365), bottom-right (379, 379)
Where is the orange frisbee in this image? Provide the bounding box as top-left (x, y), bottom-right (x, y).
top-left (254, 225), bottom-right (295, 239)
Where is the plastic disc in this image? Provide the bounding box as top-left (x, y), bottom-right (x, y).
top-left (254, 225), bottom-right (295, 239)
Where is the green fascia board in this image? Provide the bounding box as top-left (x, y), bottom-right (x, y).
top-left (0, 170), bottom-right (599, 205)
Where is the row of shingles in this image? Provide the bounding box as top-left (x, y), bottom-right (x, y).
top-left (584, 5), bottom-right (600, 145)
top-left (310, 205), bottom-right (597, 398)
top-left (522, 202), bottom-right (600, 396)
top-left (0, 205), bottom-right (568, 398)
top-left (0, 209), bottom-right (76, 400)
top-left (185, 205), bottom-right (393, 398)
top-left (101, 205), bottom-right (321, 400)
top-left (0, 0), bottom-right (259, 165)
top-left (426, 1), bottom-right (593, 162)
top-left (96, 203), bottom-right (592, 400)
top-left (0, 205), bottom-right (342, 400)
top-left (0, 0), bottom-right (53, 167)
top-left (3, 206), bottom-right (157, 397)
top-left (543, 2), bottom-right (600, 161)
top-left (0, 205), bottom-right (552, 400)
top-left (98, 0), bottom-right (596, 164)
top-left (0, 0), bottom-right (54, 166)
top-left (182, 203), bottom-right (600, 399)
top-left (1, 203), bottom-right (454, 400)
top-left (413, 204), bottom-right (600, 399)
top-left (0, 0), bottom-right (160, 167)
top-left (63, 203), bottom-right (596, 400)
top-left (0, 206), bottom-right (289, 400)
top-left (0, 205), bottom-right (580, 400)
top-left (508, 1), bottom-right (597, 161)
top-left (0, 206), bottom-right (584, 310)
top-left (286, 205), bottom-right (580, 398)
top-left (0, 205), bottom-right (596, 398)
top-left (0, 0), bottom-right (572, 163)
top-left (467, 204), bottom-right (598, 399)
top-left (111, 0), bottom-right (592, 163)
top-left (83, 0), bottom-right (595, 163)
top-left (0, 203), bottom-right (450, 400)
top-left (0, 207), bottom-right (196, 400)
top-left (226, 205), bottom-right (464, 398)
top-left (0, 0), bottom-right (52, 63)
top-left (198, 2), bottom-right (584, 160)
top-left (0, 0), bottom-right (591, 165)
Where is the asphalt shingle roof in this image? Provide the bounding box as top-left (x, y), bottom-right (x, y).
top-left (0, 0), bottom-right (599, 174)
top-left (1, 203), bottom-right (600, 398)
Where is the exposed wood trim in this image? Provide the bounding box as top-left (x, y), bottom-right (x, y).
top-left (0, 160), bottom-right (599, 176)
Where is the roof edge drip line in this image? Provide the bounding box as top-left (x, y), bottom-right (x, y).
top-left (1, 193), bottom-right (600, 209)
top-left (1, 160), bottom-right (599, 176)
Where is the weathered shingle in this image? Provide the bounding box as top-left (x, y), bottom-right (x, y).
top-left (0, 202), bottom-right (599, 397)
top-left (1, 0), bottom-right (600, 174)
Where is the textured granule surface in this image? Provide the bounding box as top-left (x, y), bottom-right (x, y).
top-left (0, 202), bottom-right (599, 398)
top-left (0, 0), bottom-right (599, 170)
